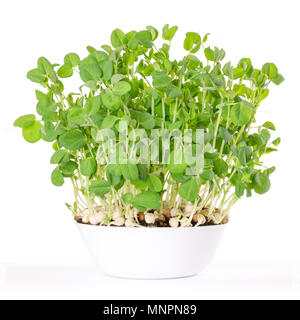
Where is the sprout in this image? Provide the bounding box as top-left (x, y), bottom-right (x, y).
top-left (15, 25), bottom-right (284, 227)
top-left (145, 213), bottom-right (156, 224)
top-left (169, 218), bottom-right (179, 228)
top-left (112, 217), bottom-right (125, 226)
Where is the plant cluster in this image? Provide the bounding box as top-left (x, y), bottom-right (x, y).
top-left (14, 25), bottom-right (284, 227)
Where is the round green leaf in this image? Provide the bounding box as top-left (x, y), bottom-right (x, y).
top-left (84, 96), bottom-right (101, 116)
top-left (79, 59), bottom-right (102, 82)
top-left (22, 121), bottom-right (43, 143)
top-left (58, 130), bottom-right (87, 150)
top-left (59, 161), bottom-right (78, 177)
top-left (102, 92), bottom-right (121, 111)
top-left (262, 121), bottom-right (276, 131)
top-left (147, 174), bottom-right (162, 192)
top-left (101, 115), bottom-right (119, 129)
top-left (80, 158), bottom-right (97, 176)
top-left (58, 64), bottom-right (73, 78)
top-left (230, 101), bottom-right (252, 126)
top-left (167, 150), bottom-right (187, 174)
top-left (113, 81), bottom-right (131, 96)
top-left (213, 158), bottom-right (228, 176)
top-left (27, 68), bottom-right (46, 83)
top-left (121, 192), bottom-right (134, 205)
top-left (89, 180), bottom-right (111, 197)
top-left (166, 85), bottom-right (182, 99)
top-left (100, 60), bottom-right (113, 81)
top-left (51, 167), bottom-right (64, 186)
top-left (179, 178), bottom-right (198, 203)
top-left (120, 163), bottom-right (139, 181)
top-left (50, 150), bottom-right (70, 164)
top-left (111, 29), bottom-right (125, 48)
top-left (64, 53), bottom-right (80, 67)
top-left (253, 172), bottom-right (270, 194)
top-left (14, 114), bottom-right (36, 128)
top-left (132, 191), bottom-right (161, 210)
top-left (67, 107), bottom-right (86, 125)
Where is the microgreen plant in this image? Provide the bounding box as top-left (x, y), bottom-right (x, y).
top-left (14, 25), bottom-right (284, 227)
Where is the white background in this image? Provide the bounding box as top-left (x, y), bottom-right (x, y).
top-left (0, 0), bottom-right (299, 300)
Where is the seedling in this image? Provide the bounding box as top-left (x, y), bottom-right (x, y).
top-left (14, 25), bottom-right (284, 227)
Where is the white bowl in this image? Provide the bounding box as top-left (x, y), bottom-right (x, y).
top-left (76, 223), bottom-right (226, 279)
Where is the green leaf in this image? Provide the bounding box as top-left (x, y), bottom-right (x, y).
top-left (230, 101), bottom-right (252, 126)
top-left (204, 47), bottom-right (215, 61)
top-left (262, 121), bottom-right (276, 130)
top-left (80, 158), bottom-right (97, 176)
top-left (152, 72), bottom-right (171, 87)
top-left (40, 121), bottom-right (57, 142)
top-left (106, 165), bottom-right (122, 186)
top-left (27, 68), bottom-right (46, 83)
top-left (132, 190), bottom-right (161, 210)
top-left (147, 174), bottom-right (162, 192)
top-left (59, 160), bottom-right (78, 177)
top-left (235, 182), bottom-right (245, 198)
top-left (36, 96), bottom-right (56, 116)
top-left (58, 129), bottom-right (87, 150)
top-left (37, 57), bottom-right (53, 76)
top-left (88, 180), bottom-right (111, 197)
top-left (136, 31), bottom-right (153, 48)
top-left (100, 60), bottom-right (113, 81)
top-left (132, 179), bottom-right (148, 190)
top-left (68, 107), bottom-right (86, 125)
top-left (265, 147), bottom-right (277, 154)
top-left (179, 178), bottom-right (198, 203)
top-left (146, 26), bottom-right (159, 40)
top-left (184, 32), bottom-right (201, 52)
top-left (111, 74), bottom-right (126, 84)
top-left (272, 73), bottom-right (285, 85)
top-left (166, 85), bottom-right (182, 99)
top-left (167, 150), bottom-right (187, 174)
top-left (58, 64), bottom-right (73, 78)
top-left (14, 114), bottom-right (36, 128)
top-left (233, 67), bottom-right (245, 79)
top-left (272, 137), bottom-right (281, 146)
top-left (84, 95), bottom-right (101, 115)
top-left (162, 24), bottom-right (178, 41)
top-left (50, 150), bottom-right (70, 164)
top-left (79, 56), bottom-right (103, 82)
top-left (130, 110), bottom-right (155, 130)
top-left (51, 167), bottom-right (64, 186)
top-left (200, 170), bottom-right (214, 181)
top-left (204, 152), bottom-right (219, 160)
top-left (22, 121), bottom-right (43, 143)
top-left (111, 28), bottom-right (125, 48)
top-left (102, 92), bottom-right (122, 111)
top-left (101, 115), bottom-right (119, 129)
top-left (266, 166), bottom-right (276, 175)
top-left (253, 172), bottom-right (271, 194)
top-left (120, 163), bottom-right (139, 181)
top-left (237, 143), bottom-right (248, 166)
top-left (213, 158), bottom-right (228, 176)
top-left (64, 53), bottom-right (80, 67)
top-left (262, 63), bottom-right (278, 81)
top-left (184, 35), bottom-right (193, 51)
top-left (219, 127), bottom-right (232, 141)
top-left (260, 128), bottom-right (271, 142)
top-left (101, 45), bottom-right (113, 54)
top-left (137, 164), bottom-right (148, 181)
top-left (113, 81), bottom-right (131, 96)
top-left (121, 192), bottom-right (134, 205)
